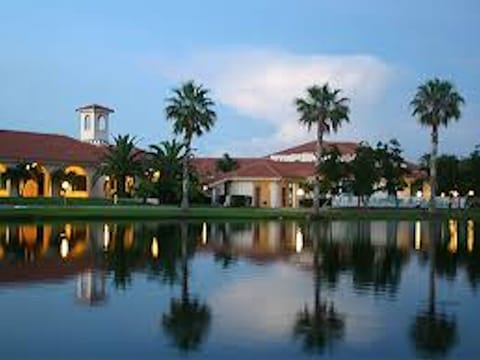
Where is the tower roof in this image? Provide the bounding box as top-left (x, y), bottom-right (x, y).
top-left (75, 103), bottom-right (115, 113)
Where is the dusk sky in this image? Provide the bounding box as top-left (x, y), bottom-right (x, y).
top-left (1, 0), bottom-right (478, 161)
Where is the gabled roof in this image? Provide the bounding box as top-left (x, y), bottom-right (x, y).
top-left (0, 130), bottom-right (105, 164)
top-left (270, 140), bottom-right (358, 156)
top-left (75, 103), bottom-right (115, 113)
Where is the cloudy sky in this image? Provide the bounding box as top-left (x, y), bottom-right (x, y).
top-left (0, 0), bottom-right (478, 160)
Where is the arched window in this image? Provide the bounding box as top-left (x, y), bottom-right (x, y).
top-left (97, 115), bottom-right (106, 131)
top-left (84, 115), bottom-right (91, 130)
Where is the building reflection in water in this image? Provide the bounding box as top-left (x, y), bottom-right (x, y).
top-left (76, 270), bottom-right (107, 306)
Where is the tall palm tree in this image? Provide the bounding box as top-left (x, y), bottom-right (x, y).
top-left (162, 222), bottom-right (211, 352)
top-left (295, 84), bottom-right (350, 213)
top-left (294, 223), bottom-right (345, 353)
top-left (411, 79), bottom-right (464, 209)
top-left (95, 134), bottom-right (143, 197)
top-left (166, 81), bottom-right (216, 210)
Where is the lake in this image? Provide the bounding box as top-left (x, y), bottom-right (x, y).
top-left (0, 219), bottom-right (478, 359)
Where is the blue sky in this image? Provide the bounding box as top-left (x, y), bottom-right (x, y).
top-left (0, 0), bottom-right (478, 160)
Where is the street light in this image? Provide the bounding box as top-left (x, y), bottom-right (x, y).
top-left (61, 180), bottom-right (70, 206)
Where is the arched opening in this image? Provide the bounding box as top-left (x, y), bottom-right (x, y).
top-left (97, 115), bottom-right (106, 131)
top-left (21, 164), bottom-right (51, 198)
top-left (0, 163), bottom-right (8, 197)
top-left (62, 166), bottom-right (89, 198)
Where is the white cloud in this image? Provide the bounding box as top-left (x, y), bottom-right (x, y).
top-left (147, 47), bottom-right (393, 154)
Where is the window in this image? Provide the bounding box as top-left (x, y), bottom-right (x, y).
top-left (84, 115), bottom-right (91, 130)
top-left (97, 115), bottom-right (106, 131)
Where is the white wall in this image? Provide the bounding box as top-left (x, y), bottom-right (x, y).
top-left (230, 181), bottom-right (254, 196)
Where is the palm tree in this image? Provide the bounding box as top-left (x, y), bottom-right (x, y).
top-left (295, 84), bottom-right (350, 213)
top-left (411, 79), bottom-right (464, 210)
top-left (95, 134), bottom-right (143, 197)
top-left (294, 223), bottom-right (345, 353)
top-left (162, 222), bottom-right (211, 352)
top-left (148, 139), bottom-right (185, 204)
top-left (166, 81), bottom-right (216, 210)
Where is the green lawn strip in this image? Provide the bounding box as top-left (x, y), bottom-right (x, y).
top-left (0, 205), bottom-right (478, 221)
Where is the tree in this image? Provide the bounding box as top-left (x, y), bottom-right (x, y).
top-left (349, 143), bottom-right (379, 207)
top-left (4, 161), bottom-right (42, 197)
top-left (295, 84), bottom-right (350, 213)
top-left (95, 134), bottom-right (142, 197)
top-left (318, 145), bottom-right (347, 198)
top-left (375, 139), bottom-right (407, 206)
top-left (436, 155), bottom-right (460, 195)
top-left (216, 153), bottom-right (238, 173)
top-left (147, 139), bottom-right (185, 204)
top-left (166, 81), bottom-right (216, 210)
top-left (411, 78), bottom-right (464, 209)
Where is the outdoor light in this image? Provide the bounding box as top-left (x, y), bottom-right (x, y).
top-left (60, 236), bottom-right (69, 259)
top-left (452, 190), bottom-right (459, 198)
top-left (296, 188), bottom-right (305, 197)
top-left (61, 181), bottom-right (70, 192)
top-left (468, 190), bottom-right (475, 197)
top-left (105, 175), bottom-right (110, 182)
top-left (202, 185), bottom-right (209, 192)
top-left (152, 170), bottom-right (161, 182)
top-left (416, 190), bottom-right (423, 199)
top-left (151, 237), bottom-right (159, 258)
top-left (441, 192), bottom-right (446, 198)
top-left (61, 181), bottom-right (70, 206)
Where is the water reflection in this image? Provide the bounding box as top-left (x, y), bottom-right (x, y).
top-left (293, 223), bottom-right (345, 354)
top-left (410, 221), bottom-right (458, 358)
top-left (0, 219), bottom-right (479, 358)
top-left (161, 222), bottom-right (211, 352)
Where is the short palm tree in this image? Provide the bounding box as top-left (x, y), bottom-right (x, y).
top-left (166, 81), bottom-right (216, 210)
top-left (411, 79), bottom-right (464, 209)
top-left (148, 139), bottom-right (185, 203)
top-left (295, 84), bottom-right (350, 213)
top-left (95, 134), bottom-right (143, 197)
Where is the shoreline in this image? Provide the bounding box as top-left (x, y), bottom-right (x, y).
top-left (0, 205), bottom-right (478, 221)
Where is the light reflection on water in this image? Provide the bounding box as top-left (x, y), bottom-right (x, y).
top-left (0, 219), bottom-right (478, 359)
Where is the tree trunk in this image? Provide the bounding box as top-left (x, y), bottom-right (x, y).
top-left (181, 137), bottom-right (191, 210)
top-left (314, 123), bottom-right (324, 214)
top-left (117, 176), bottom-right (126, 198)
top-left (429, 125), bottom-right (439, 211)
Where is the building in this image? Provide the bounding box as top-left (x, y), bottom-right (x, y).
top-left (0, 104), bottom-right (428, 206)
top-left (201, 141), bottom-right (429, 208)
top-left (0, 104), bottom-right (113, 198)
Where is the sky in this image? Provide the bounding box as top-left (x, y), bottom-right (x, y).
top-left (0, 0), bottom-right (479, 161)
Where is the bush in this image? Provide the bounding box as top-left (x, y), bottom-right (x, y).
top-left (230, 195), bottom-right (252, 207)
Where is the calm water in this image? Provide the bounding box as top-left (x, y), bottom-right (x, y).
top-left (0, 219), bottom-right (479, 360)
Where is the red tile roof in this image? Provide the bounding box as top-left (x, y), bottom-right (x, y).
top-left (204, 158), bottom-right (315, 185)
top-left (0, 130), bottom-right (105, 164)
top-left (270, 140), bottom-right (359, 156)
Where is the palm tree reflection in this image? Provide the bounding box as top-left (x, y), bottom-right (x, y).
top-left (294, 222), bottom-right (345, 354)
top-left (410, 220), bottom-right (458, 357)
top-left (162, 222), bottom-right (211, 352)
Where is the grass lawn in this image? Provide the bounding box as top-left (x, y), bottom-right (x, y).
top-left (0, 198), bottom-right (479, 221)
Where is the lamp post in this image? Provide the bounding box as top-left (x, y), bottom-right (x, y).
top-left (61, 180), bottom-right (70, 206)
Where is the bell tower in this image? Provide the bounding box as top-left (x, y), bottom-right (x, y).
top-left (76, 104), bottom-right (114, 145)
